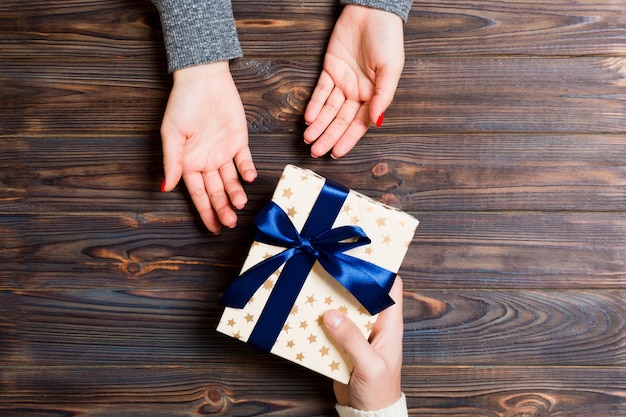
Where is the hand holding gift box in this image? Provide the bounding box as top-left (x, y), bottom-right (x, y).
top-left (217, 165), bottom-right (418, 383)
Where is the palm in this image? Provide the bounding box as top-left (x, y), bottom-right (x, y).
top-left (303, 5), bottom-right (404, 158)
top-left (161, 62), bottom-right (256, 234)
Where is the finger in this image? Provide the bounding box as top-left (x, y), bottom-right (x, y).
top-left (182, 172), bottom-right (221, 234)
top-left (219, 161), bottom-right (247, 211)
top-left (369, 64), bottom-right (403, 126)
top-left (204, 168), bottom-right (237, 229)
top-left (303, 87), bottom-right (346, 145)
top-left (233, 145), bottom-right (257, 184)
top-left (329, 103), bottom-right (371, 159)
top-left (310, 98), bottom-right (361, 158)
top-left (369, 276), bottom-right (404, 352)
top-left (160, 127), bottom-right (185, 192)
top-left (323, 309), bottom-right (378, 372)
top-left (304, 70), bottom-right (335, 125)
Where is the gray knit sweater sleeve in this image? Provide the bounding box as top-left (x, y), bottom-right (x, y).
top-left (151, 0), bottom-right (242, 73)
top-left (340, 0), bottom-right (413, 22)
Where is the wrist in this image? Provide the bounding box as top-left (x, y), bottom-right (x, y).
top-left (340, 0), bottom-right (410, 22)
top-left (336, 393), bottom-right (407, 417)
top-left (172, 61), bottom-right (231, 84)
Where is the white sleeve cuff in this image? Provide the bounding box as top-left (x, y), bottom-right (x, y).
top-left (336, 393), bottom-right (408, 417)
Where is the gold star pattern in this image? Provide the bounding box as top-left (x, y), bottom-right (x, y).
top-left (282, 187), bottom-right (294, 198)
top-left (319, 345), bottom-right (330, 357)
top-left (233, 331), bottom-right (241, 340)
top-left (216, 164), bottom-right (420, 385)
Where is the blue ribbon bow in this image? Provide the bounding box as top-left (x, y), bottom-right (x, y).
top-left (219, 179), bottom-right (396, 352)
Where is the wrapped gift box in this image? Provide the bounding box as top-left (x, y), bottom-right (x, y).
top-left (217, 164), bottom-right (418, 383)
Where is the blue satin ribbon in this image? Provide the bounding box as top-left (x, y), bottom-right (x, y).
top-left (219, 179), bottom-right (396, 352)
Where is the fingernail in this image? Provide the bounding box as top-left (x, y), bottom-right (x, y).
top-left (160, 178), bottom-right (166, 192)
top-left (325, 310), bottom-right (345, 329)
top-left (376, 112), bottom-right (384, 128)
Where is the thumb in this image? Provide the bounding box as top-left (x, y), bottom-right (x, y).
top-left (323, 310), bottom-right (376, 370)
top-left (160, 127), bottom-right (184, 192)
top-left (369, 64), bottom-right (403, 126)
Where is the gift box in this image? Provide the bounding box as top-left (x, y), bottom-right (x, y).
top-left (217, 164), bottom-right (418, 383)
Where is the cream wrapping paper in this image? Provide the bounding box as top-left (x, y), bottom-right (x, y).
top-left (217, 164), bottom-right (418, 383)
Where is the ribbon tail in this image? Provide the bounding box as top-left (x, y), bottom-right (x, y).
top-left (219, 248), bottom-right (295, 308)
top-left (317, 251), bottom-right (396, 315)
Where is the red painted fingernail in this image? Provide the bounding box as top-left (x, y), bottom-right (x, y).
top-left (376, 112), bottom-right (384, 128)
top-left (160, 178), bottom-right (166, 192)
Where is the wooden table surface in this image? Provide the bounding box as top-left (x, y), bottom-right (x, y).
top-left (1, 0), bottom-right (625, 416)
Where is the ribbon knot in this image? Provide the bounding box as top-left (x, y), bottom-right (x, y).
top-left (219, 179), bottom-right (396, 352)
top-left (297, 237), bottom-right (319, 258)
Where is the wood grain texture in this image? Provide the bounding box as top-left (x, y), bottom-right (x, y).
top-left (1, 135), bottom-right (625, 213)
top-left (2, 57), bottom-right (625, 136)
top-left (1, 0), bottom-right (624, 415)
top-left (1, 211), bottom-right (624, 290)
top-left (1, 367), bottom-right (624, 416)
top-left (0, 289), bottom-right (623, 366)
top-left (2, 0), bottom-right (625, 58)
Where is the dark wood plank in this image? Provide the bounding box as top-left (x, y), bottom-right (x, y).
top-left (1, 211), bottom-right (624, 289)
top-left (402, 289), bottom-right (626, 366)
top-left (401, 366), bottom-right (626, 417)
top-left (1, 366), bottom-right (624, 416)
top-left (392, 57), bottom-right (626, 134)
top-left (2, 57), bottom-right (625, 137)
top-left (2, 0), bottom-right (625, 58)
top-left (403, 0), bottom-right (626, 57)
top-left (2, 134), bottom-right (625, 213)
top-left (0, 365), bottom-right (336, 417)
top-left (0, 0), bottom-right (166, 60)
top-left (1, 289), bottom-right (623, 366)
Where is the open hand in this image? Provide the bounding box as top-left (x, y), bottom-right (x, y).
top-left (304, 5), bottom-right (405, 158)
top-left (160, 61), bottom-right (257, 234)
